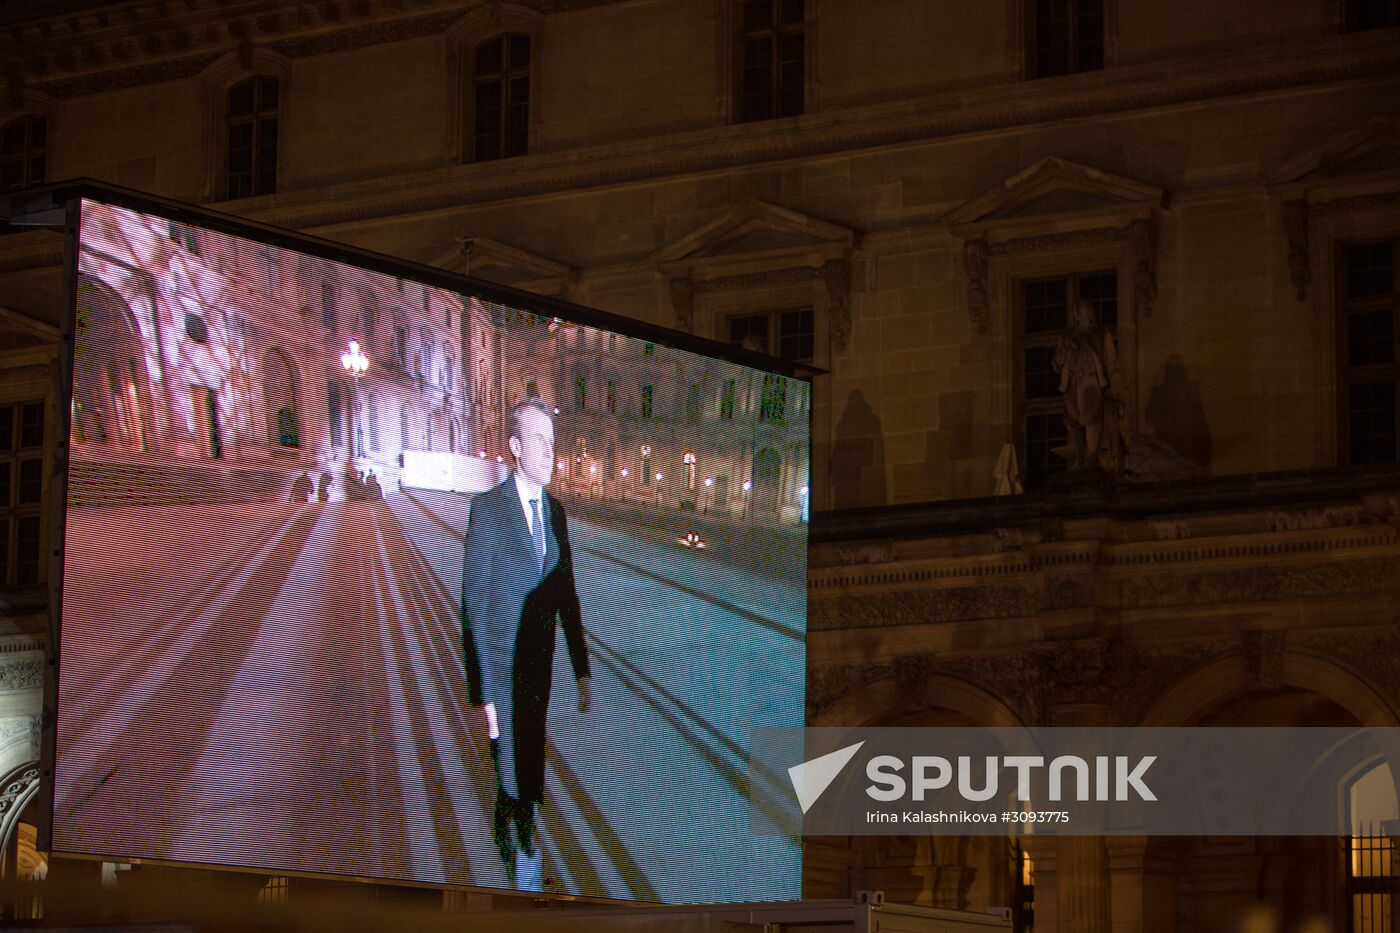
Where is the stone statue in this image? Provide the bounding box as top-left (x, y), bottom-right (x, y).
top-left (1053, 297), bottom-right (1126, 472)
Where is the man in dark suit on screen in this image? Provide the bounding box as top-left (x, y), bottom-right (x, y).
top-left (462, 397), bottom-right (591, 890)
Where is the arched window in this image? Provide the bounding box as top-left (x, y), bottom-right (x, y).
top-left (470, 34), bottom-right (530, 162)
top-left (263, 349), bottom-right (299, 448)
top-left (0, 115), bottom-right (47, 194)
top-left (226, 75), bottom-right (279, 198)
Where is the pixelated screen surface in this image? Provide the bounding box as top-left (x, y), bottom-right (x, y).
top-left (54, 198), bottom-right (808, 903)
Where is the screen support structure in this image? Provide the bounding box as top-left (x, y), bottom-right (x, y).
top-left (39, 195), bottom-right (81, 853)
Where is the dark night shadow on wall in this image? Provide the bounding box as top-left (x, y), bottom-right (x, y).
top-left (1144, 354), bottom-right (1212, 470)
top-left (831, 389), bottom-right (886, 509)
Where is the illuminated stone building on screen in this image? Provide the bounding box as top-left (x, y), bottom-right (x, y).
top-left (0, 0), bottom-right (1397, 929)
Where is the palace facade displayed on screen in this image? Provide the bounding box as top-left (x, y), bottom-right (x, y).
top-left (53, 197), bottom-right (808, 903)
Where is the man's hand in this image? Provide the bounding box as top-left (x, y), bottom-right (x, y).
top-left (578, 676), bottom-right (592, 715)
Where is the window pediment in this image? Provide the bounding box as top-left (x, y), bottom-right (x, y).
top-left (435, 236), bottom-right (572, 295)
top-left (1269, 116), bottom-right (1400, 188)
top-left (946, 157), bottom-right (1164, 239)
top-left (649, 199), bottom-right (855, 272)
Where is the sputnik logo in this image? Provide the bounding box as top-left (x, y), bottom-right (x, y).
top-left (787, 741), bottom-right (865, 814)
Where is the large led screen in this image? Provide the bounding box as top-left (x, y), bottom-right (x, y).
top-left (53, 198), bottom-right (808, 903)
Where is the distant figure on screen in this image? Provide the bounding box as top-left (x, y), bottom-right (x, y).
top-left (291, 471), bottom-right (312, 503)
top-left (461, 398), bottom-right (592, 890)
top-left (317, 471), bottom-right (332, 503)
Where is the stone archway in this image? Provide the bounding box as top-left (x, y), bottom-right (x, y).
top-left (808, 674), bottom-right (1027, 915)
top-left (73, 275), bottom-right (154, 452)
top-left (262, 348), bottom-right (299, 450)
top-left (1134, 652), bottom-right (1397, 933)
top-left (0, 760), bottom-right (43, 891)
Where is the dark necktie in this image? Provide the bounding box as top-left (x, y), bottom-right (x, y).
top-left (529, 498), bottom-right (545, 575)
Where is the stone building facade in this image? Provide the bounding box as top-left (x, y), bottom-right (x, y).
top-left (0, 0), bottom-right (1398, 929)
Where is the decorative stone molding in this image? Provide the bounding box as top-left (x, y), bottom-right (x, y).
top-left (809, 661), bottom-right (891, 715)
top-left (0, 659), bottom-right (41, 693)
top-left (1127, 217), bottom-right (1157, 317)
top-left (1264, 504), bottom-right (1365, 531)
top-left (669, 276), bottom-right (695, 333)
top-left (932, 654), bottom-right (1045, 725)
top-left (1109, 642), bottom-right (1222, 726)
top-left (1295, 626), bottom-right (1400, 716)
top-left (811, 583), bottom-right (1047, 631)
top-left (0, 765), bottom-right (38, 818)
top-left (823, 258), bottom-right (852, 353)
top-left (1282, 200), bottom-right (1310, 301)
top-left (1119, 555), bottom-right (1400, 610)
top-left (892, 653), bottom-right (932, 698)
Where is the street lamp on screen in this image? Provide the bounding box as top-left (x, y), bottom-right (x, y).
top-left (340, 339), bottom-right (369, 460)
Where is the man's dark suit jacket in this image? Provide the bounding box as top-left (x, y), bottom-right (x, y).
top-left (461, 475), bottom-right (589, 806)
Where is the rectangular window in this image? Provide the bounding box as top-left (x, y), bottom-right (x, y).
top-left (0, 115), bottom-right (47, 194)
top-left (641, 384), bottom-right (653, 420)
top-left (471, 34), bottom-right (531, 162)
top-left (1017, 270), bottom-right (1117, 491)
top-left (575, 376), bottom-right (587, 410)
top-left (1340, 238), bottom-right (1400, 465)
top-left (0, 400), bottom-right (45, 587)
top-left (721, 379), bottom-right (736, 420)
top-left (727, 307), bottom-right (814, 362)
top-left (1029, 0), bottom-right (1104, 79)
top-left (739, 0), bottom-right (805, 122)
top-left (607, 379), bottom-right (617, 414)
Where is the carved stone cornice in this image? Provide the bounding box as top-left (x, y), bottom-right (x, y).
top-left (1119, 554), bottom-right (1400, 610)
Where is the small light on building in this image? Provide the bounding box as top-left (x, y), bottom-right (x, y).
top-left (621, 468), bottom-right (629, 478)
